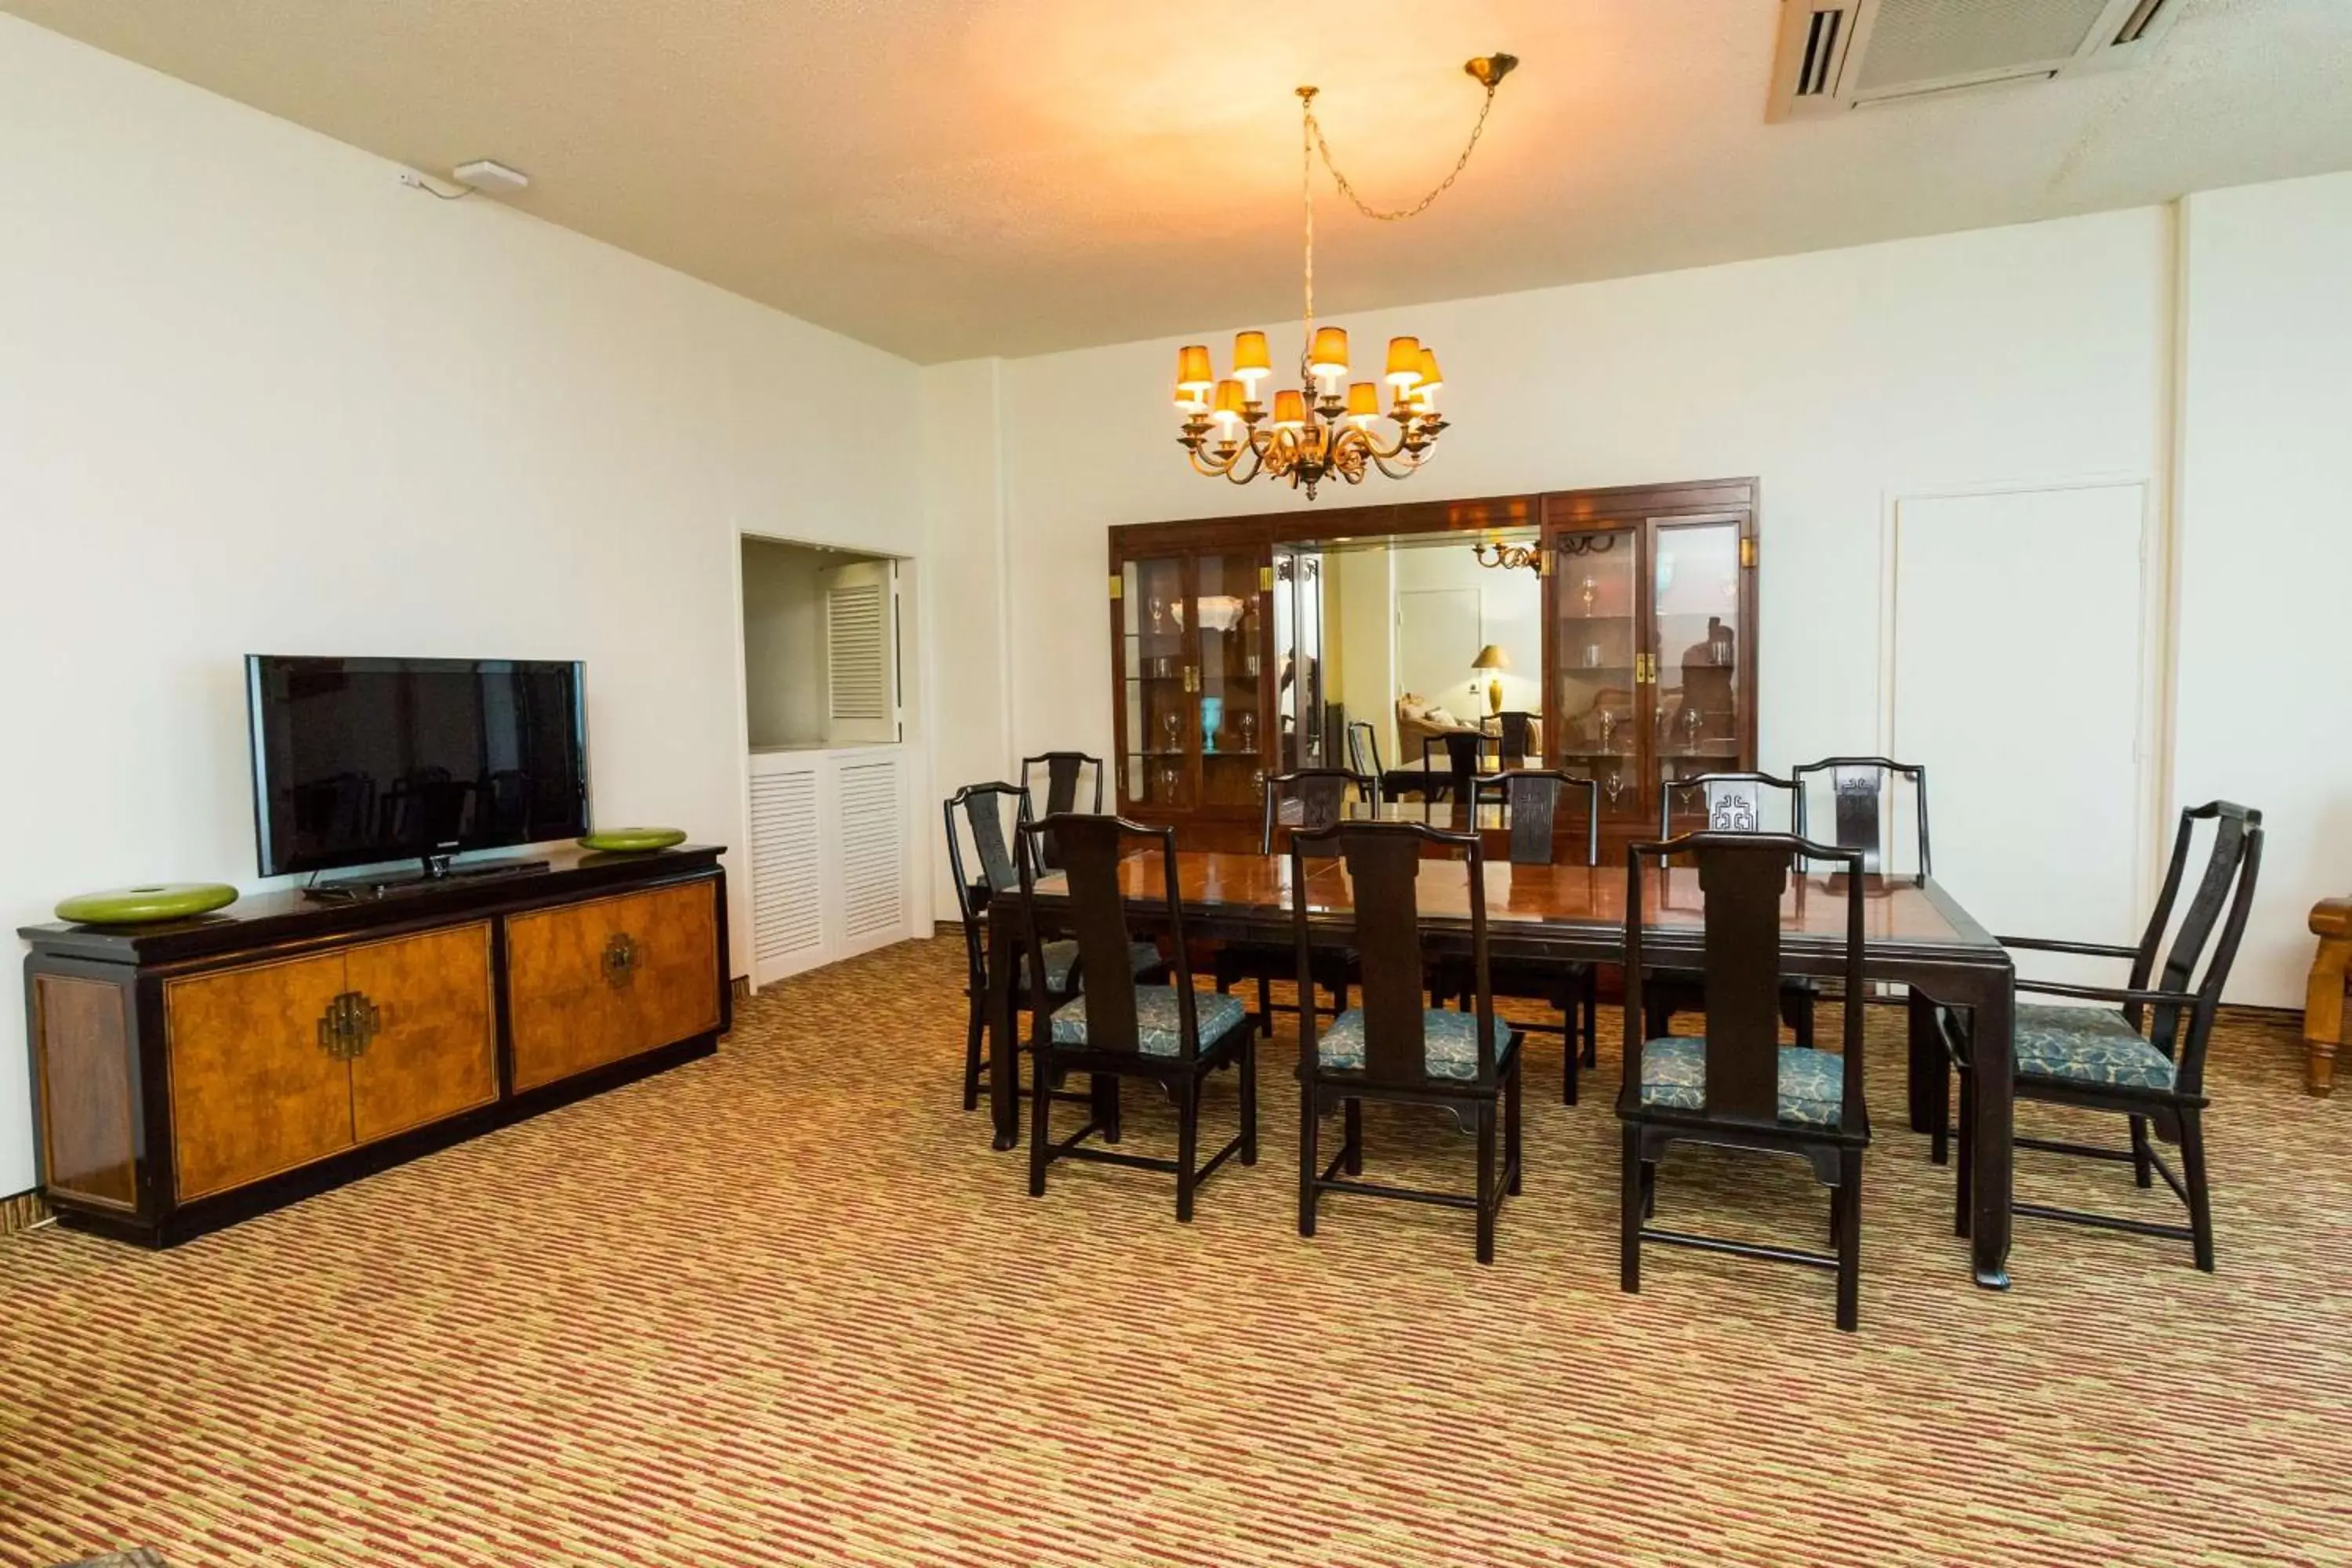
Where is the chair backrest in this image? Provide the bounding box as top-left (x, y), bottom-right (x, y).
top-left (1344, 720), bottom-right (1385, 789)
top-left (2132, 801), bottom-right (2264, 1090)
top-left (1421, 730), bottom-right (1492, 795)
top-left (1472, 769), bottom-right (1600, 866)
top-left (1791, 757), bottom-right (1931, 880)
top-left (1292, 821), bottom-right (1497, 1087)
top-left (943, 782), bottom-right (1031, 982)
top-left (1261, 768), bottom-right (1374, 855)
top-left (1020, 752), bottom-right (1105, 869)
top-left (1624, 832), bottom-right (1867, 1130)
top-left (1481, 710), bottom-right (1540, 767)
top-left (1014, 813), bottom-right (1200, 1058)
top-left (1660, 771), bottom-right (1798, 839)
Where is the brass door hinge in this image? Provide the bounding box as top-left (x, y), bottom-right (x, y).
top-left (1258, 565), bottom-right (1275, 592)
top-left (1740, 537), bottom-right (1757, 569)
top-left (1109, 573), bottom-right (1123, 600)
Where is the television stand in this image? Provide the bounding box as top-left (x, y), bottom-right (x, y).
top-left (303, 855), bottom-right (551, 904)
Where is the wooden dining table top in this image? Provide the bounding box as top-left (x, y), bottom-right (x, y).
top-left (1027, 849), bottom-right (1998, 953)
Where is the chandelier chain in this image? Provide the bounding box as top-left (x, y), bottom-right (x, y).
top-left (1306, 84), bottom-right (1500, 224)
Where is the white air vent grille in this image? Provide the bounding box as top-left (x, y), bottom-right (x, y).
top-left (1768, 0), bottom-right (2183, 120)
top-left (826, 583), bottom-right (887, 722)
top-left (750, 769), bottom-right (822, 973)
top-left (837, 758), bottom-right (905, 947)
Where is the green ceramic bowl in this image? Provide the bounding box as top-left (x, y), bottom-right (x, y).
top-left (578, 826), bottom-right (688, 854)
top-left (56, 882), bottom-right (239, 926)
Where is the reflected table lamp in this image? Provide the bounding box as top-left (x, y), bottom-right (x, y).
top-left (1472, 644), bottom-right (1512, 716)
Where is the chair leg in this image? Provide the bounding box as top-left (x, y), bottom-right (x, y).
top-left (1504, 1054), bottom-right (1524, 1196)
top-left (1929, 1050), bottom-right (1952, 1167)
top-left (1475, 1099), bottom-right (1497, 1265)
top-left (1095, 1073), bottom-right (1121, 1145)
top-left (1787, 989), bottom-right (1816, 1048)
top-left (1239, 1035), bottom-right (1259, 1166)
top-left (1297, 1087), bottom-right (1320, 1238)
top-left (1953, 1066), bottom-right (1975, 1239)
top-left (1175, 1073), bottom-right (1201, 1224)
top-left (1619, 1124), bottom-right (1642, 1294)
top-left (1027, 1047), bottom-right (1052, 1198)
top-left (1562, 1022), bottom-right (1580, 1107)
top-left (1257, 974), bottom-right (1274, 1037)
top-left (2129, 1115), bottom-right (2154, 1189)
top-left (1642, 1161), bottom-right (1657, 1220)
top-left (962, 992), bottom-right (985, 1112)
top-left (1343, 1097), bottom-right (1363, 1175)
top-left (2180, 1108), bottom-right (2216, 1272)
top-left (1581, 968), bottom-right (1599, 1069)
top-left (1835, 1149), bottom-right (1863, 1333)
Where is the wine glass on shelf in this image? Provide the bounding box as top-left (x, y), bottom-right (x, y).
top-left (1597, 709), bottom-right (1617, 755)
top-left (1236, 710), bottom-right (1257, 754)
top-left (1161, 710), bottom-right (1180, 752)
top-left (1580, 575), bottom-right (1597, 615)
top-left (1603, 771), bottom-right (1626, 812)
top-left (1149, 594), bottom-right (1167, 635)
top-left (1682, 705), bottom-right (1704, 750)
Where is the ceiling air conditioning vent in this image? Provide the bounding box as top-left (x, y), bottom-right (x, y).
top-left (1767, 0), bottom-right (2186, 122)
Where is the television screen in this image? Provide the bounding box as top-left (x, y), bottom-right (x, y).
top-left (246, 655), bottom-right (590, 877)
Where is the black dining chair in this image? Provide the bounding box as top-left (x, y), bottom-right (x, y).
top-left (1420, 730), bottom-right (1494, 804)
top-left (1020, 751), bottom-right (1105, 869)
top-left (1650, 772), bottom-right (1817, 1044)
top-left (1619, 831), bottom-right (1871, 1330)
top-left (1436, 771), bottom-right (1602, 1103)
top-left (1015, 814), bottom-right (1257, 1221)
top-left (1212, 769), bottom-right (1369, 1035)
top-left (1479, 710), bottom-right (1541, 769)
top-left (1344, 720), bottom-right (1385, 804)
top-left (1791, 757), bottom-right (1931, 880)
top-left (1937, 800), bottom-right (2263, 1272)
top-left (944, 782), bottom-right (1163, 1112)
top-left (1293, 820), bottom-right (1526, 1263)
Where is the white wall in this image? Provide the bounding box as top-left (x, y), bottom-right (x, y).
top-left (1392, 544), bottom-right (1544, 719)
top-left (2172, 172), bottom-right (2352, 1004)
top-left (0, 16), bottom-right (922, 1196)
top-left (741, 539), bottom-right (827, 748)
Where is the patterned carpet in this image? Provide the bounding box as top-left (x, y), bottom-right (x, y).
top-left (2, 935), bottom-right (2346, 1566)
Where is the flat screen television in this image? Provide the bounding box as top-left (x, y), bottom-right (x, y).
top-left (246, 655), bottom-right (590, 881)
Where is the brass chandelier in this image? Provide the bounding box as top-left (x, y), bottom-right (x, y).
top-left (1173, 53), bottom-right (1519, 500)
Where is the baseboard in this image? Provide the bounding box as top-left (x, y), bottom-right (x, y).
top-left (731, 974), bottom-right (753, 1005)
top-left (1, 1189), bottom-right (51, 1239)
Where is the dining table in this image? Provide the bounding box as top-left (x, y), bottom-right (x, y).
top-left (984, 848), bottom-right (2020, 1288)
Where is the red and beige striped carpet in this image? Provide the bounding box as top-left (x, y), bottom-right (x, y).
top-left (2, 935), bottom-right (2346, 1566)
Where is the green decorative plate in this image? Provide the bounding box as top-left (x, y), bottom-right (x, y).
top-left (579, 826), bottom-right (687, 853)
top-left (56, 882), bottom-right (239, 926)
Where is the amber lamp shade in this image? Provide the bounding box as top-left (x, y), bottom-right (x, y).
top-left (1175, 344), bottom-right (1214, 396)
top-left (1345, 381), bottom-right (1381, 426)
top-left (1308, 326), bottom-right (1350, 379)
top-left (1210, 378), bottom-right (1247, 431)
top-left (1472, 642), bottom-right (1511, 714)
top-left (1271, 389), bottom-right (1308, 430)
top-left (1416, 347), bottom-right (1444, 394)
top-left (1384, 335), bottom-right (1425, 387)
top-left (1232, 330), bottom-right (1273, 384)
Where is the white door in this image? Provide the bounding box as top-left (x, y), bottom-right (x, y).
top-left (1889, 483), bottom-right (2154, 990)
top-left (820, 559), bottom-right (899, 746)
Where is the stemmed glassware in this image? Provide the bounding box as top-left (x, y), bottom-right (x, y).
top-left (1162, 710), bottom-right (1181, 752)
top-left (1149, 594), bottom-right (1167, 635)
top-left (1236, 710), bottom-right (1257, 754)
top-left (1597, 709), bottom-right (1617, 755)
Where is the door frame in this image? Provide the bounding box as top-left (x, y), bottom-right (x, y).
top-left (1876, 474), bottom-right (2174, 923)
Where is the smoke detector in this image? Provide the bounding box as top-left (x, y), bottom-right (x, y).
top-left (451, 159), bottom-right (532, 195)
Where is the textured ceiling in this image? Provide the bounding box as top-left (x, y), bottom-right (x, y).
top-left (6, 0), bottom-right (2350, 363)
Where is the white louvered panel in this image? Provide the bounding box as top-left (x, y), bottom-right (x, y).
top-left (826, 583), bottom-right (888, 722)
top-left (750, 768), bottom-right (822, 983)
top-left (1856, 0), bottom-right (2113, 92)
top-left (836, 757), bottom-right (905, 950)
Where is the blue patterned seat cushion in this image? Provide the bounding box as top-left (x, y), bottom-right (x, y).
top-left (2013, 1001), bottom-right (2176, 1091)
top-left (1031, 938), bottom-right (1162, 994)
top-left (1049, 985), bottom-right (1248, 1056)
top-left (1638, 1036), bottom-right (1847, 1127)
top-left (1312, 1007), bottom-right (1512, 1080)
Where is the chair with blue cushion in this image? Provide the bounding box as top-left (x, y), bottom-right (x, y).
top-left (1791, 756), bottom-right (1932, 1010)
top-left (1015, 813), bottom-right (1257, 1222)
top-left (1291, 819), bottom-right (1525, 1264)
top-left (1619, 830), bottom-right (1871, 1330)
top-left (1937, 800), bottom-right (2263, 1272)
top-left (944, 782), bottom-right (1163, 1113)
top-left (1648, 773), bottom-right (1818, 1044)
top-left (1019, 751), bottom-right (1105, 870)
top-left (1212, 769), bottom-right (1370, 1036)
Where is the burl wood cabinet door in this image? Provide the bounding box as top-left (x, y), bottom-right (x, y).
top-left (165, 952), bottom-right (354, 1201)
top-left (507, 881), bottom-right (719, 1092)
top-left (347, 922), bottom-right (498, 1145)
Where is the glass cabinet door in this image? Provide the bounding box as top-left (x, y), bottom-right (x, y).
top-left (1193, 550), bottom-right (1267, 810)
top-left (1120, 554), bottom-right (1191, 811)
top-left (1272, 548), bottom-right (1326, 775)
top-left (1548, 527), bottom-right (1645, 822)
top-left (1650, 517), bottom-right (1745, 808)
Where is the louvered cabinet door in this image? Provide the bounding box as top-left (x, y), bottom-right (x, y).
top-left (750, 765), bottom-right (824, 985)
top-left (836, 754), bottom-right (907, 960)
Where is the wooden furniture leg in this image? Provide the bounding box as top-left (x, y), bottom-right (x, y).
top-left (2305, 898), bottom-right (2350, 1097)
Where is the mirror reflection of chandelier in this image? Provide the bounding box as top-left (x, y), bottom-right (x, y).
top-left (1172, 54), bottom-right (1519, 501)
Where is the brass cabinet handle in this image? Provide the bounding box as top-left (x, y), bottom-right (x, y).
top-left (603, 931), bottom-right (640, 988)
top-left (317, 989), bottom-right (382, 1061)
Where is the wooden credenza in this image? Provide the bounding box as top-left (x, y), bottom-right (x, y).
top-left (20, 845), bottom-right (729, 1247)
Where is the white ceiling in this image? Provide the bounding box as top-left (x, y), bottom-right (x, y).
top-left (7, 0), bottom-right (2350, 364)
